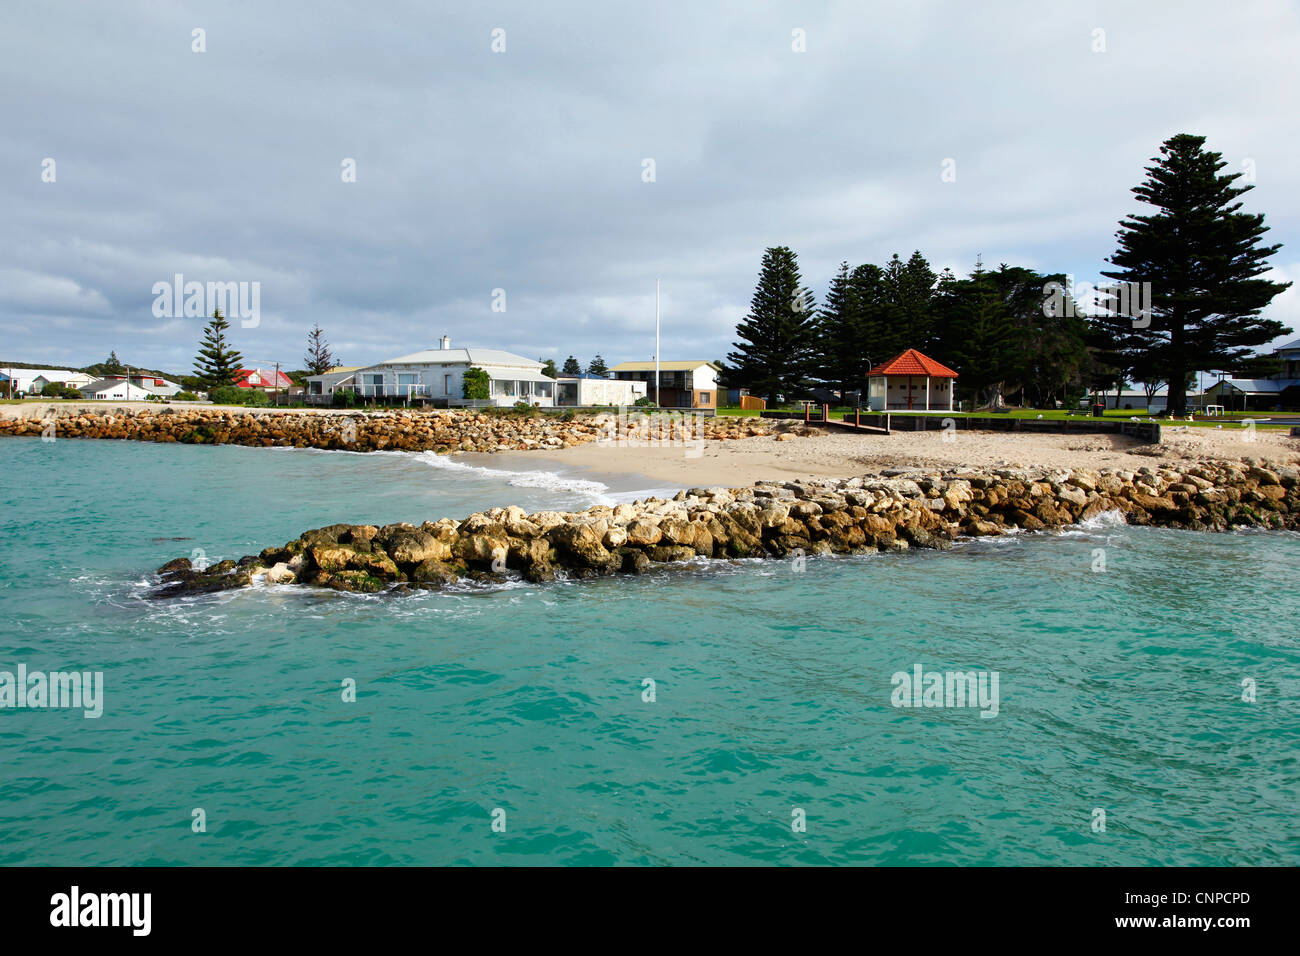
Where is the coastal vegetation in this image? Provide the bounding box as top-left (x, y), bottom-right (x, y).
top-left (1093, 133), bottom-right (1291, 415)
top-left (725, 134), bottom-right (1291, 412)
top-left (462, 367), bottom-right (491, 400)
top-left (191, 310), bottom-right (244, 390)
top-left (302, 324), bottom-right (336, 376)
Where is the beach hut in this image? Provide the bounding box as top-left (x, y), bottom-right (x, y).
top-left (866, 349), bottom-right (958, 411)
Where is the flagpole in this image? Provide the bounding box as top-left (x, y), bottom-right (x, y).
top-left (655, 279), bottom-right (660, 408)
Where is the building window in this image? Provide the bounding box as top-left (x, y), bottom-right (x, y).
top-left (535, 381), bottom-right (552, 399)
top-left (700, 392), bottom-right (711, 403)
top-left (444, 374), bottom-right (452, 395)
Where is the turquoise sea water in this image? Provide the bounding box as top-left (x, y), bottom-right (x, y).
top-left (1, 436), bottom-right (1297, 866)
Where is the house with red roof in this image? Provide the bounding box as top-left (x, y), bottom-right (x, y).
top-left (866, 349), bottom-right (958, 411)
top-left (234, 368), bottom-right (294, 393)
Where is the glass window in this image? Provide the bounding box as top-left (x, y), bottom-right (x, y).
top-left (535, 381), bottom-right (553, 398)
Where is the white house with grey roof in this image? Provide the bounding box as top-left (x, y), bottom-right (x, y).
top-left (316, 337), bottom-right (557, 407)
top-left (1201, 336), bottom-right (1300, 411)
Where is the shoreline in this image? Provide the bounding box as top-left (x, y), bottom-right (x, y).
top-left (519, 428), bottom-right (1300, 488)
top-left (6, 401), bottom-right (1299, 496)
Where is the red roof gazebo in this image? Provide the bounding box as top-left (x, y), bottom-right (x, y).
top-left (866, 349), bottom-right (958, 411)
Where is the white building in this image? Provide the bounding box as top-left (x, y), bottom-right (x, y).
top-left (554, 375), bottom-right (647, 407)
top-left (31, 371), bottom-right (95, 393)
top-left (318, 338), bottom-right (558, 407)
top-left (866, 349), bottom-right (958, 411)
top-left (79, 378), bottom-right (155, 401)
top-left (609, 361), bottom-right (721, 409)
top-left (304, 367), bottom-right (364, 403)
top-left (2, 368), bottom-right (90, 395)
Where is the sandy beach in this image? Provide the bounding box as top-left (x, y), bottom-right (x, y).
top-left (523, 426), bottom-right (1300, 487)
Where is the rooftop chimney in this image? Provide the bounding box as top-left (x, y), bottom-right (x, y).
top-left (440, 335), bottom-right (451, 350)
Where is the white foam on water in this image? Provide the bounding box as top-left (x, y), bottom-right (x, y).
top-left (604, 486), bottom-right (684, 504)
top-left (1056, 510), bottom-right (1130, 539)
top-left (401, 449), bottom-right (616, 502)
top-left (1075, 509), bottom-right (1128, 531)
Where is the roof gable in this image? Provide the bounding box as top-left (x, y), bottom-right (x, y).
top-left (609, 360), bottom-right (720, 373)
top-left (377, 348), bottom-right (541, 369)
top-left (867, 349), bottom-right (958, 378)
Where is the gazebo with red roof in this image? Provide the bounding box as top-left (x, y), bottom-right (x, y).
top-left (866, 349), bottom-right (958, 411)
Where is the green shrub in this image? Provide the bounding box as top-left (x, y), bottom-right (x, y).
top-left (463, 367), bottom-right (490, 400)
top-left (210, 386), bottom-right (269, 406)
top-left (38, 383), bottom-right (82, 399)
top-left (174, 391), bottom-right (198, 401)
top-left (633, 396), bottom-right (656, 407)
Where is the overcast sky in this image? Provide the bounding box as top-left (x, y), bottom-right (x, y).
top-left (3, 0), bottom-right (1299, 375)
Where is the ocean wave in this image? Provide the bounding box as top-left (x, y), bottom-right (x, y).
top-left (409, 450), bottom-right (614, 501)
top-left (1074, 509), bottom-right (1129, 531)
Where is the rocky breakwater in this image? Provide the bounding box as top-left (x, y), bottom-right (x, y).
top-left (0, 406), bottom-right (773, 453)
top-left (151, 459), bottom-right (1300, 598)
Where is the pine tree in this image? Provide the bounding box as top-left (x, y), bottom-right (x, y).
top-left (193, 310), bottom-right (244, 389)
top-left (991, 265), bottom-right (1090, 407)
top-left (814, 262), bottom-right (860, 396)
top-left (587, 354), bottom-right (609, 376)
top-left (102, 351), bottom-right (126, 376)
top-left (303, 325), bottom-right (335, 375)
top-left (943, 264), bottom-right (1020, 408)
top-left (1100, 133), bottom-right (1291, 414)
top-left (561, 356), bottom-right (581, 375)
top-left (540, 359), bottom-right (558, 379)
top-left (901, 251), bottom-right (938, 350)
top-left (727, 246), bottom-right (818, 403)
top-left (851, 263), bottom-right (889, 371)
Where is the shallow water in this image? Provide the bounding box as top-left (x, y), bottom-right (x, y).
top-left (1, 437), bottom-right (1297, 865)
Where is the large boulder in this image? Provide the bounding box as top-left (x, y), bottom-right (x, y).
top-left (388, 530), bottom-right (452, 565)
top-left (550, 521), bottom-right (619, 571)
top-left (625, 517), bottom-right (662, 547)
top-left (411, 559), bottom-right (461, 586)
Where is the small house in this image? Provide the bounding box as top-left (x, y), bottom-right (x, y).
top-left (608, 361), bottom-right (720, 409)
top-left (234, 368), bottom-right (294, 393)
top-left (554, 374), bottom-right (646, 407)
top-left (866, 349), bottom-right (958, 411)
top-left (79, 378), bottom-right (154, 401)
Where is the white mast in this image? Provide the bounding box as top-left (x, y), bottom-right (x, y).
top-left (655, 278), bottom-right (661, 408)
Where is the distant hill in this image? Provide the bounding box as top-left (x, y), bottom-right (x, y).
top-left (0, 359), bottom-right (185, 382)
top-left (82, 361), bottom-right (184, 381)
top-left (0, 361), bottom-right (82, 372)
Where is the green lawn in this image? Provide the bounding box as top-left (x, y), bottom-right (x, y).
top-left (716, 405), bottom-right (1293, 430)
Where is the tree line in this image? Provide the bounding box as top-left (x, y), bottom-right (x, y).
top-left (727, 134), bottom-right (1291, 415)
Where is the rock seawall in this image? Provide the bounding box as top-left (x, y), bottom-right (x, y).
top-left (0, 406), bottom-right (771, 453)
top-left (152, 460), bottom-right (1300, 597)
